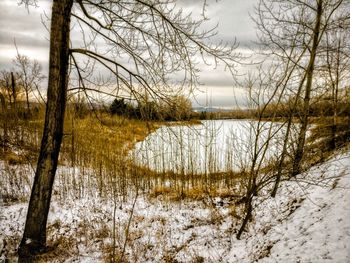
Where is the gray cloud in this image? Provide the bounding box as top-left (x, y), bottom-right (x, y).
top-left (0, 30), bottom-right (49, 48)
top-left (176, 0), bottom-right (257, 48)
top-left (192, 86), bottom-right (248, 108)
top-left (0, 0), bottom-right (50, 70)
top-left (0, 1), bottom-right (51, 33)
top-left (0, 0), bottom-right (257, 108)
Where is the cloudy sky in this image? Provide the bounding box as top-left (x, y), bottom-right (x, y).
top-left (0, 0), bottom-right (257, 108)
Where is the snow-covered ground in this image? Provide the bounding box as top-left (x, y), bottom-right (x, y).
top-left (1, 149), bottom-right (349, 262)
top-left (229, 149), bottom-right (350, 263)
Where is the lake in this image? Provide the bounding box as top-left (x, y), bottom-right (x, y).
top-left (133, 119), bottom-right (294, 174)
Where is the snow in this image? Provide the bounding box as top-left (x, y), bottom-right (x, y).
top-left (1, 149), bottom-right (350, 262)
top-left (226, 150), bottom-right (350, 263)
top-left (252, 152), bottom-right (350, 263)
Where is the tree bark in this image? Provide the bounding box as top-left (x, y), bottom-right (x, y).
top-left (18, 0), bottom-right (73, 257)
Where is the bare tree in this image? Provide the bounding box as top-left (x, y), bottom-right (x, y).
top-left (18, 0), bottom-right (74, 257)
top-left (255, 0), bottom-right (350, 183)
top-left (0, 71), bottom-right (13, 106)
top-left (18, 0), bottom-right (238, 257)
top-left (0, 70), bottom-right (20, 109)
top-left (236, 67), bottom-right (292, 238)
top-left (321, 19), bottom-right (350, 150)
top-left (14, 49), bottom-right (45, 110)
top-left (291, 0), bottom-right (324, 176)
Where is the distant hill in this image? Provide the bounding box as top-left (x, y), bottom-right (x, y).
top-left (192, 107), bottom-right (233, 113)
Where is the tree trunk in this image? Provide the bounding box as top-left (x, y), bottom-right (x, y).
top-left (0, 94), bottom-right (7, 150)
top-left (25, 87), bottom-right (30, 112)
top-left (237, 195), bottom-right (253, 240)
top-left (330, 38), bottom-right (341, 150)
top-left (271, 73), bottom-right (307, 197)
top-left (11, 71), bottom-right (16, 110)
top-left (271, 115), bottom-right (293, 197)
top-left (291, 0), bottom-right (323, 177)
top-left (18, 0), bottom-right (73, 257)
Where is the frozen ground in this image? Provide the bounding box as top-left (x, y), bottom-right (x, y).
top-left (0, 149), bottom-right (349, 262)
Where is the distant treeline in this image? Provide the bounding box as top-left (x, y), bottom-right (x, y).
top-left (109, 95), bottom-right (193, 121)
top-left (108, 89), bottom-right (350, 122)
top-left (199, 91), bottom-right (350, 121)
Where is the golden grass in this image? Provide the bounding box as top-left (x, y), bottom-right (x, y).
top-left (1, 104), bottom-right (246, 200)
top-left (0, 150), bottom-right (27, 165)
top-left (149, 185), bottom-right (240, 201)
top-left (59, 111), bottom-right (160, 171)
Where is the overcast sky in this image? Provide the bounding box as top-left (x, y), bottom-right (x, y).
top-left (0, 0), bottom-right (257, 109)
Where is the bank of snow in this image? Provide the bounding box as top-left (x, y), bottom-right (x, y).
top-left (226, 149), bottom-right (350, 263)
top-left (0, 149), bottom-right (349, 262)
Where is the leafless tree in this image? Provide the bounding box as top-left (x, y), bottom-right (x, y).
top-left (236, 66), bottom-right (292, 238)
top-left (18, 0), bottom-right (239, 258)
top-left (14, 49), bottom-right (45, 110)
top-left (320, 18), bottom-right (350, 150)
top-left (255, 0), bottom-right (350, 184)
top-left (0, 71), bottom-right (19, 108)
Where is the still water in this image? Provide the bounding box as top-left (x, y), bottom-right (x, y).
top-left (133, 120), bottom-right (295, 174)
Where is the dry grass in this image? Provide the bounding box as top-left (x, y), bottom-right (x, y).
top-left (0, 150), bottom-right (27, 165)
top-left (149, 185), bottom-right (241, 201)
top-left (1, 103), bottom-right (249, 201)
